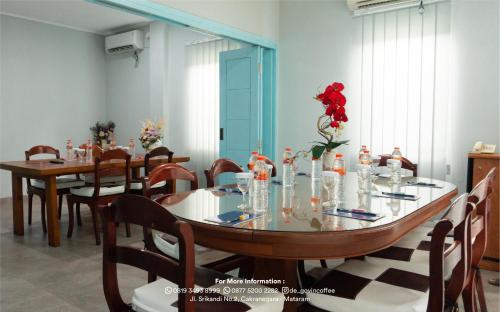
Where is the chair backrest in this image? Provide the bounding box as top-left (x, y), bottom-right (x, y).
top-left (141, 163), bottom-right (198, 198)
top-left (204, 158), bottom-right (244, 188)
top-left (93, 149), bottom-right (131, 197)
top-left (92, 145), bottom-right (104, 159)
top-left (428, 193), bottom-right (473, 311)
top-left (378, 155), bottom-right (418, 177)
top-left (101, 194), bottom-right (195, 311)
top-left (468, 168), bottom-right (496, 267)
top-left (144, 146), bottom-right (174, 176)
top-left (25, 145), bottom-right (60, 187)
top-left (262, 156), bottom-right (277, 177)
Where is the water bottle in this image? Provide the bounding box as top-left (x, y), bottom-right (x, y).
top-left (282, 148), bottom-right (294, 187)
top-left (66, 139), bottom-right (73, 160)
top-left (333, 153), bottom-right (346, 207)
top-left (357, 164), bottom-right (371, 194)
top-left (85, 139), bottom-right (92, 162)
top-left (358, 145), bottom-right (367, 161)
top-left (311, 157), bottom-right (322, 180)
top-left (128, 138), bottom-right (136, 159)
top-left (360, 150), bottom-right (372, 165)
top-left (387, 159), bottom-right (402, 185)
top-left (247, 151), bottom-right (259, 171)
top-left (252, 156), bottom-right (269, 214)
top-left (310, 179), bottom-right (321, 212)
top-left (391, 147), bottom-right (402, 160)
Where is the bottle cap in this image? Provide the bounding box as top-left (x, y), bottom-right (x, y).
top-left (257, 155), bottom-right (266, 161)
top-left (251, 151), bottom-right (259, 155)
top-left (394, 147), bottom-right (400, 150)
top-left (364, 150), bottom-right (370, 153)
top-left (335, 153), bottom-right (343, 158)
top-left (362, 145), bottom-right (367, 149)
top-left (285, 147), bottom-right (292, 151)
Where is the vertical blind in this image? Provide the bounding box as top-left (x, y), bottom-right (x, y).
top-left (358, 2), bottom-right (450, 179)
top-left (186, 39), bottom-right (244, 178)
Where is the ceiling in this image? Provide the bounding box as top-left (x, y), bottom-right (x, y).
top-left (0, 0), bottom-right (152, 35)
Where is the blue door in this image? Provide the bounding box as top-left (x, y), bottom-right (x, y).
top-left (219, 46), bottom-right (261, 169)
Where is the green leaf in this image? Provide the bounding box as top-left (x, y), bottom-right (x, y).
top-left (325, 140), bottom-right (350, 150)
top-left (311, 145), bottom-right (326, 159)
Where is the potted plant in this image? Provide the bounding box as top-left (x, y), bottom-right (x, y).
top-left (90, 121), bottom-right (116, 149)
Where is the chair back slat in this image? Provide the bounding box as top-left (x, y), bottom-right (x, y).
top-left (428, 193), bottom-right (472, 311)
top-left (144, 146), bottom-right (174, 175)
top-left (142, 164), bottom-right (198, 198)
top-left (101, 194), bottom-right (196, 311)
top-left (25, 145), bottom-right (60, 160)
top-left (205, 158), bottom-right (243, 188)
top-left (378, 155), bottom-right (418, 177)
top-left (93, 149), bottom-right (131, 197)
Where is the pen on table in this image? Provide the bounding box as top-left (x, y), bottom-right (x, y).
top-left (381, 192), bottom-right (416, 198)
top-left (336, 208), bottom-right (378, 217)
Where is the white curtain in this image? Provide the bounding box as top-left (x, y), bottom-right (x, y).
top-left (185, 39), bottom-right (244, 181)
top-left (358, 2), bottom-right (450, 179)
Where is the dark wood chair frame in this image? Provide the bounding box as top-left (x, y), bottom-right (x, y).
top-left (263, 156), bottom-right (277, 177)
top-left (462, 168), bottom-right (496, 312)
top-left (25, 145), bottom-right (70, 233)
top-left (129, 146), bottom-right (174, 196)
top-left (101, 194), bottom-right (197, 311)
top-left (66, 149), bottom-right (131, 245)
top-left (142, 163), bottom-right (253, 281)
top-left (378, 154), bottom-right (418, 177)
top-left (204, 158), bottom-right (244, 188)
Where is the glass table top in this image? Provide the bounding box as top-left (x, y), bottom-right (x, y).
top-left (161, 173), bottom-right (457, 233)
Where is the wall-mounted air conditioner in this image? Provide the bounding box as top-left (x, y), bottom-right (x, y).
top-left (105, 30), bottom-right (144, 54)
top-left (347, 0), bottom-right (426, 15)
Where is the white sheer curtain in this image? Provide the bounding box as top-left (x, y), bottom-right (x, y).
top-left (185, 39), bottom-right (244, 180)
top-left (358, 2), bottom-right (450, 179)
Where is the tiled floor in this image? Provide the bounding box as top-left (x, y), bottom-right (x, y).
top-left (1, 196), bottom-right (499, 311)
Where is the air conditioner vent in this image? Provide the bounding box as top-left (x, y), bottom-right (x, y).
top-left (105, 30), bottom-right (144, 55)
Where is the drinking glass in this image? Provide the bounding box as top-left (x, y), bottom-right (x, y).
top-left (357, 164), bottom-right (371, 194)
top-left (322, 171), bottom-right (338, 207)
top-left (235, 172), bottom-right (252, 210)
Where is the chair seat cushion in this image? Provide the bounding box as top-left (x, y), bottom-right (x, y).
top-left (306, 259), bottom-right (429, 312)
top-left (69, 185), bottom-right (125, 197)
top-left (130, 180), bottom-right (167, 190)
top-left (32, 177), bottom-right (85, 190)
top-left (132, 275), bottom-right (285, 312)
top-left (153, 233), bottom-right (235, 266)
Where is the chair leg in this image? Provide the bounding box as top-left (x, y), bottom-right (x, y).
top-left (28, 193), bottom-right (33, 225)
top-left (125, 223), bottom-right (131, 237)
top-left (320, 259), bottom-right (328, 268)
top-left (40, 197), bottom-right (47, 233)
top-left (462, 283), bottom-right (475, 312)
top-left (76, 203), bottom-right (82, 226)
top-left (476, 269), bottom-right (488, 312)
top-left (90, 205), bottom-right (101, 245)
top-left (58, 195), bottom-right (63, 220)
top-left (67, 197), bottom-right (74, 238)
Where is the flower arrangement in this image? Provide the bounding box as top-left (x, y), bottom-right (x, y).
top-left (90, 121), bottom-right (115, 146)
top-left (139, 119), bottom-right (165, 151)
top-left (310, 82), bottom-right (349, 159)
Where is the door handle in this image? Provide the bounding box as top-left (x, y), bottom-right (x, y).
top-left (220, 128), bottom-right (224, 140)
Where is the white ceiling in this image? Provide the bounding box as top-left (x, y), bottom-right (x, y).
top-left (0, 0), bottom-right (152, 35)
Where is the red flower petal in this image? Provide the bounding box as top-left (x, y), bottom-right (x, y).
top-left (325, 105), bottom-right (335, 116)
top-left (330, 121), bottom-right (340, 128)
top-left (331, 82), bottom-right (344, 92)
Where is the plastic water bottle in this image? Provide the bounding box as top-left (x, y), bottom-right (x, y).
top-left (357, 164), bottom-right (371, 194)
top-left (311, 156), bottom-right (322, 180)
top-left (360, 150), bottom-right (372, 165)
top-left (387, 159), bottom-right (402, 185)
top-left (252, 156), bottom-right (269, 213)
top-left (282, 147), bottom-right (294, 187)
top-left (85, 139), bottom-right (93, 162)
top-left (128, 138), bottom-right (136, 159)
top-left (358, 145), bottom-right (367, 161)
top-left (66, 139), bottom-right (73, 160)
top-left (248, 151), bottom-right (259, 171)
top-left (333, 153), bottom-right (346, 207)
top-left (391, 147), bottom-right (402, 160)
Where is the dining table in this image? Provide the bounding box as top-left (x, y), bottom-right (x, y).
top-left (0, 155), bottom-right (190, 247)
top-left (159, 173), bottom-right (457, 312)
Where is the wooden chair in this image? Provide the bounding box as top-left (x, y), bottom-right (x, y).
top-left (66, 149), bottom-right (131, 245)
top-left (101, 194), bottom-right (284, 312)
top-left (462, 168), bottom-right (496, 312)
top-left (378, 154), bottom-right (418, 177)
top-left (204, 158), bottom-right (244, 188)
top-left (24, 145), bottom-right (84, 232)
top-left (142, 163), bottom-right (254, 280)
top-left (301, 193), bottom-right (473, 312)
top-left (129, 146), bottom-right (174, 195)
top-left (262, 156), bottom-right (277, 177)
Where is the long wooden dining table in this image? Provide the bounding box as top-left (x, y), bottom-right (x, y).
top-left (159, 174), bottom-right (457, 312)
top-left (0, 155), bottom-right (189, 247)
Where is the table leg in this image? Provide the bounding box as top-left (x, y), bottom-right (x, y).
top-left (45, 176), bottom-right (60, 247)
top-left (167, 180), bottom-right (177, 194)
top-left (254, 258), bottom-right (298, 312)
top-left (11, 173), bottom-right (24, 236)
top-left (131, 167), bottom-right (141, 179)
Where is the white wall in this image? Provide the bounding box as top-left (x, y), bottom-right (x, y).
top-left (0, 15), bottom-right (107, 197)
top-left (152, 0), bottom-right (280, 42)
top-left (447, 0), bottom-right (500, 192)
